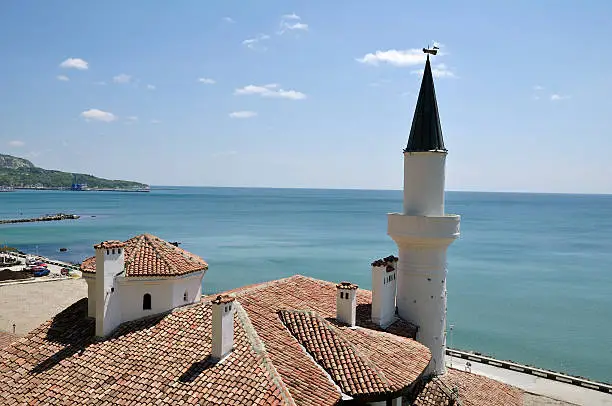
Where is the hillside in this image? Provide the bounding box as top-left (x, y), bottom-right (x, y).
top-left (0, 154), bottom-right (148, 189)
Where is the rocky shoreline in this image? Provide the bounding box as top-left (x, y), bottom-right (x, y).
top-left (0, 213), bottom-right (79, 225)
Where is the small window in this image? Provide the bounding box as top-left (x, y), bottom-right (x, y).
top-left (118, 248), bottom-right (122, 254)
top-left (143, 293), bottom-right (152, 310)
top-left (183, 291), bottom-right (188, 302)
top-left (112, 248), bottom-right (115, 255)
top-left (106, 249), bottom-right (110, 255)
top-left (340, 292), bottom-right (344, 299)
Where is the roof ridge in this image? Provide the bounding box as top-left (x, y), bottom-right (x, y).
top-left (227, 275), bottom-right (304, 297)
top-left (234, 302), bottom-right (296, 406)
top-left (145, 234), bottom-right (180, 276)
top-left (123, 234), bottom-right (146, 273)
top-left (278, 309), bottom-right (393, 396)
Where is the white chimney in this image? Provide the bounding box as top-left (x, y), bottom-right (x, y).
top-left (211, 295), bottom-right (235, 361)
top-left (336, 282), bottom-right (358, 327)
top-left (94, 241), bottom-right (126, 337)
top-left (371, 255), bottom-right (398, 327)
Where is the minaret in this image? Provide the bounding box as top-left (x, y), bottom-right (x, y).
top-left (387, 50), bottom-right (460, 375)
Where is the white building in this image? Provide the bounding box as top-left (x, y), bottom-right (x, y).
top-left (386, 53), bottom-right (461, 375)
top-left (80, 233), bottom-right (208, 337)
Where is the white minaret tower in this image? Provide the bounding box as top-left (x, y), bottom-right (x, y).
top-left (387, 49), bottom-right (460, 375)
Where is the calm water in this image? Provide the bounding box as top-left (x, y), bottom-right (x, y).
top-left (1, 187), bottom-right (611, 382)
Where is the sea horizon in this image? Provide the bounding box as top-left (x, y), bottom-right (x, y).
top-left (143, 185), bottom-right (612, 197)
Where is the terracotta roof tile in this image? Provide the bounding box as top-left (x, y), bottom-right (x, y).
top-left (278, 310), bottom-right (392, 397)
top-left (0, 298), bottom-right (290, 406)
top-left (234, 275), bottom-right (426, 405)
top-left (414, 369), bottom-right (523, 406)
top-left (81, 234), bottom-right (208, 277)
top-left (0, 332), bottom-right (19, 350)
top-left (93, 240), bottom-right (126, 249)
top-left (0, 274), bottom-right (525, 406)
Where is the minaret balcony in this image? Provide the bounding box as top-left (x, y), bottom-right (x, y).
top-left (387, 213), bottom-right (460, 247)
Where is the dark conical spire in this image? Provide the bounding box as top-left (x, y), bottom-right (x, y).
top-left (405, 56), bottom-right (446, 152)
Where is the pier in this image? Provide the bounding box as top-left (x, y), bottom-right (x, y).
top-left (0, 213), bottom-right (80, 225)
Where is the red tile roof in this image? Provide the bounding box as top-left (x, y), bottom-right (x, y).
top-left (0, 332), bottom-right (19, 350)
top-left (335, 281), bottom-right (358, 290)
top-left (81, 234), bottom-right (208, 277)
top-left (0, 298), bottom-right (291, 405)
top-left (234, 275), bottom-right (425, 405)
top-left (0, 274), bottom-right (524, 405)
top-left (278, 310), bottom-right (429, 401)
top-left (413, 369), bottom-right (523, 406)
top-left (93, 240), bottom-right (126, 249)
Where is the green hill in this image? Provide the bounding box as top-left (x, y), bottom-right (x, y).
top-left (0, 154), bottom-right (148, 189)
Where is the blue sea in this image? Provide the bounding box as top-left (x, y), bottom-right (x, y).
top-left (1, 187), bottom-right (611, 383)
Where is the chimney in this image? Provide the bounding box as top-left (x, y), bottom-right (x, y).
top-left (93, 240), bottom-right (126, 337)
top-left (371, 255), bottom-right (398, 327)
top-left (336, 282), bottom-right (358, 327)
top-left (211, 295), bottom-right (235, 360)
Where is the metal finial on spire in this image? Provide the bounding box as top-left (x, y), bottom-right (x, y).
top-left (422, 45), bottom-right (439, 56)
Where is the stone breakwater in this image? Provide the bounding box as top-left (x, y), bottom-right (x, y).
top-left (0, 213), bottom-right (80, 225)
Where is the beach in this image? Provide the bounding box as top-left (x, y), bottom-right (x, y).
top-left (0, 278), bottom-right (87, 335)
top-left (0, 252), bottom-right (86, 335)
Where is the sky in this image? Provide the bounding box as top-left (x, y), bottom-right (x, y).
top-left (1, 1), bottom-right (611, 193)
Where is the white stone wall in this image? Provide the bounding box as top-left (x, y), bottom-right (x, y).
top-left (402, 152), bottom-right (446, 216)
top-left (170, 273), bottom-right (203, 308)
top-left (88, 260), bottom-right (204, 337)
top-left (371, 259), bottom-right (397, 327)
top-left (85, 276), bottom-right (96, 318)
top-left (336, 288), bottom-right (357, 327)
top-left (95, 247), bottom-right (125, 337)
top-left (212, 300), bottom-right (234, 360)
top-left (117, 272), bottom-right (204, 325)
top-left (368, 397), bottom-right (401, 406)
top-left (388, 150), bottom-right (460, 375)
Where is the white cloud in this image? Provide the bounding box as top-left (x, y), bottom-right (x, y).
top-left (282, 22), bottom-right (308, 31)
top-left (234, 83), bottom-right (306, 100)
top-left (243, 33), bottom-right (270, 50)
top-left (229, 111), bottom-right (257, 119)
top-left (282, 13), bottom-right (301, 20)
top-left (146, 84), bottom-right (156, 90)
top-left (430, 63), bottom-right (455, 78)
top-left (93, 81), bottom-right (107, 86)
top-left (126, 116), bottom-right (138, 121)
top-left (198, 78), bottom-right (216, 84)
top-left (223, 17), bottom-right (235, 23)
top-left (113, 73), bottom-right (131, 84)
top-left (80, 109), bottom-right (117, 122)
top-left (151, 119), bottom-right (161, 124)
top-left (278, 13), bottom-right (308, 34)
top-left (56, 75), bottom-right (69, 81)
top-left (533, 85), bottom-right (544, 91)
top-left (8, 140), bottom-right (25, 147)
top-left (357, 49), bottom-right (426, 67)
top-left (59, 58), bottom-right (89, 70)
top-left (550, 94), bottom-right (570, 101)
